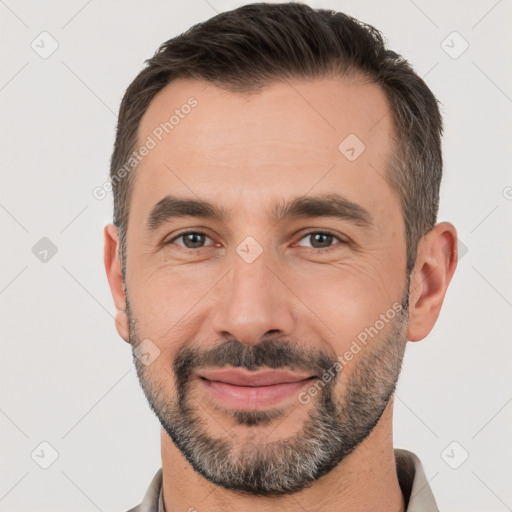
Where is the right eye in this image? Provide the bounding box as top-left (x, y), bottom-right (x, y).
top-left (166, 231), bottom-right (216, 250)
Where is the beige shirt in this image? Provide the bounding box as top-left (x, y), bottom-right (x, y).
top-left (126, 448), bottom-right (439, 512)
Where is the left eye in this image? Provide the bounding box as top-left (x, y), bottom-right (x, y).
top-left (296, 232), bottom-right (343, 250)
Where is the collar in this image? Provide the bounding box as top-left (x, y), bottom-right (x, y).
top-left (129, 448), bottom-right (439, 512)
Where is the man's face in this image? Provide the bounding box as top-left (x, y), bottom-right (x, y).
top-left (123, 76), bottom-right (409, 494)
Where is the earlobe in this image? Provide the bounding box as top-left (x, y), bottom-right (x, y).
top-left (407, 222), bottom-right (458, 342)
top-left (103, 224), bottom-right (130, 343)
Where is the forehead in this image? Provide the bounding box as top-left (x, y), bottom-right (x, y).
top-left (137, 74), bottom-right (393, 156)
top-left (131, 75), bottom-right (399, 228)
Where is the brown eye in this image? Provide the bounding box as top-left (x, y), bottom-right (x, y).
top-left (296, 231), bottom-right (343, 250)
top-left (310, 233), bottom-right (334, 248)
top-left (167, 231), bottom-right (214, 249)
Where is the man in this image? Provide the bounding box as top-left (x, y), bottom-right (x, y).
top-left (104, 3), bottom-right (457, 511)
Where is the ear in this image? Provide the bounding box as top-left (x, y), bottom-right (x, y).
top-left (407, 222), bottom-right (458, 342)
top-left (103, 224), bottom-right (130, 343)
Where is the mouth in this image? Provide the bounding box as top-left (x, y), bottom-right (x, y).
top-left (196, 368), bottom-right (317, 410)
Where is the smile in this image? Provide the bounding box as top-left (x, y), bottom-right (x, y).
top-left (196, 368), bottom-right (316, 410)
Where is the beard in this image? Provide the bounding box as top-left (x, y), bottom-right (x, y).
top-left (127, 287), bottom-right (409, 497)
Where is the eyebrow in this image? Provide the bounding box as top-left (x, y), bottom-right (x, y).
top-left (146, 193), bottom-right (373, 231)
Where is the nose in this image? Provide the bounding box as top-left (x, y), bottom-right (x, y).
top-left (211, 253), bottom-right (295, 346)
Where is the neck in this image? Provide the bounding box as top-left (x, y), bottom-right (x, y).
top-left (160, 398), bottom-right (404, 512)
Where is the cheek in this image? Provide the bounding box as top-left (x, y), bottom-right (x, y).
top-left (136, 356), bottom-right (181, 409)
top-left (128, 262), bottom-right (216, 336)
top-left (288, 261), bottom-right (402, 351)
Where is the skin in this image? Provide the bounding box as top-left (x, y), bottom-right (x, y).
top-left (104, 75), bottom-right (458, 511)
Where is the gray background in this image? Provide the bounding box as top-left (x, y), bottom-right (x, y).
top-left (1, 0), bottom-right (511, 510)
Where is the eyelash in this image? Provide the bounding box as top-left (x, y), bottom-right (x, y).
top-left (166, 230), bottom-right (347, 254)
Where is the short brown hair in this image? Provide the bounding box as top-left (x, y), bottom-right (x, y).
top-left (110, 2), bottom-right (443, 276)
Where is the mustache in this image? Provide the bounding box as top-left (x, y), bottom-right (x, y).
top-left (173, 338), bottom-right (339, 382)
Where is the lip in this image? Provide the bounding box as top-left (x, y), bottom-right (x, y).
top-left (199, 368), bottom-right (314, 386)
top-left (196, 368), bottom-right (316, 410)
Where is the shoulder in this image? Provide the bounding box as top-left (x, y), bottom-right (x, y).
top-left (124, 468), bottom-right (163, 512)
top-left (395, 448), bottom-right (439, 512)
